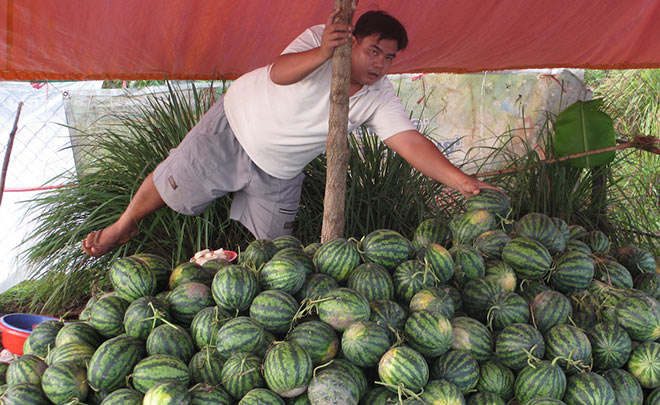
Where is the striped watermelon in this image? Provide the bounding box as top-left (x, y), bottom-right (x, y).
top-left (146, 323), bottom-right (195, 363)
top-left (360, 229), bottom-right (414, 271)
top-left (467, 392), bottom-right (505, 405)
top-left (263, 341), bottom-right (313, 398)
top-left (297, 272), bottom-right (338, 301)
top-left (124, 296), bottom-right (171, 341)
top-left (168, 282), bottom-right (214, 327)
top-left (55, 321), bottom-right (102, 348)
top-left (486, 291), bottom-right (530, 330)
top-left (615, 294), bottom-right (660, 341)
top-left (522, 398), bottom-right (566, 405)
top-left (476, 359), bottom-right (515, 401)
top-left (594, 257), bottom-right (634, 289)
top-left (564, 239), bottom-right (592, 255)
top-left (517, 279), bottom-right (551, 302)
top-left (440, 284), bottom-right (463, 312)
top-left (239, 388), bottom-right (285, 405)
top-left (549, 251), bottom-right (594, 293)
top-left (600, 368), bottom-right (643, 405)
top-left (450, 244), bottom-right (485, 286)
top-left (634, 272), bottom-right (660, 301)
top-left (409, 286), bottom-right (455, 319)
top-left (450, 209), bottom-right (498, 245)
top-left (169, 261), bottom-right (215, 290)
top-left (413, 218), bottom-right (451, 250)
top-left (131, 354), bottom-right (189, 394)
top-left (495, 323), bottom-right (545, 370)
top-left (514, 212), bottom-right (558, 251)
top-left (502, 237), bottom-right (552, 281)
top-left (324, 358), bottom-right (367, 399)
top-left (307, 367), bottom-right (360, 405)
top-left (392, 259), bottom-right (435, 303)
top-left (99, 388), bottom-right (143, 404)
top-left (568, 224), bottom-right (587, 239)
top-left (432, 349), bottom-right (479, 393)
top-left (318, 287), bottom-right (370, 331)
top-left (341, 320), bottom-right (390, 367)
top-left (110, 256), bottom-right (156, 302)
top-left (142, 380), bottom-right (191, 404)
top-left (304, 242), bottom-right (322, 257)
top-left (369, 299), bottom-right (408, 344)
top-left (582, 230), bottom-right (610, 253)
top-left (46, 342), bottom-right (95, 366)
top-left (78, 295), bottom-right (99, 322)
top-left (544, 324), bottom-right (592, 374)
top-left (211, 264), bottom-right (258, 312)
top-left (586, 322), bottom-right (632, 370)
top-left (530, 290), bottom-right (572, 334)
top-left (549, 217), bottom-right (570, 253)
top-left (272, 247), bottom-right (315, 275)
top-left (249, 289), bottom-right (299, 334)
top-left (272, 234), bottom-right (304, 251)
top-left (420, 379), bottom-right (466, 404)
top-left (451, 316), bottom-right (493, 362)
top-left (473, 229), bottom-right (511, 260)
top-left (220, 352), bottom-right (264, 399)
top-left (404, 310), bottom-right (453, 358)
top-left (615, 245), bottom-right (656, 277)
top-left (260, 256), bottom-right (307, 295)
top-left (485, 260), bottom-right (517, 292)
top-left (1, 382), bottom-right (48, 404)
top-left (132, 253), bottom-right (171, 293)
top-left (189, 383), bottom-right (233, 405)
top-left (190, 305), bottom-right (231, 349)
top-left (360, 387), bottom-right (397, 404)
top-left (89, 294), bottom-right (130, 338)
top-left (627, 341), bottom-right (660, 389)
top-left (378, 345), bottom-right (429, 393)
top-left (420, 243), bottom-right (455, 284)
top-left (6, 354), bottom-right (47, 386)
top-left (87, 335), bottom-right (145, 392)
top-left (461, 277), bottom-right (505, 322)
top-left (563, 372), bottom-right (615, 405)
top-left (22, 319), bottom-right (63, 358)
top-left (347, 262), bottom-right (394, 301)
top-left (647, 388), bottom-right (660, 405)
top-left (188, 347), bottom-right (225, 386)
top-left (313, 238), bottom-right (361, 282)
top-left (240, 239), bottom-right (278, 270)
top-left (513, 360), bottom-right (566, 403)
top-left (216, 316), bottom-right (265, 358)
top-left (286, 320), bottom-right (338, 366)
top-left (466, 188), bottom-right (511, 218)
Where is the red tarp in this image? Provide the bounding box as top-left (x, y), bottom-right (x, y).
top-left (2, 0), bottom-right (660, 81)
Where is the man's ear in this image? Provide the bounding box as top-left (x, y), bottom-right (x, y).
top-left (351, 35), bottom-right (359, 47)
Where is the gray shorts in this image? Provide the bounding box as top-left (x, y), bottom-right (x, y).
top-left (153, 96), bottom-right (305, 240)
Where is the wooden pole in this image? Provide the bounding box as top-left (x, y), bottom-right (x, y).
top-left (0, 102), bottom-right (23, 209)
top-left (321, 0), bottom-right (358, 243)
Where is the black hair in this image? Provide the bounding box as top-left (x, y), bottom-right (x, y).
top-left (353, 10), bottom-right (408, 51)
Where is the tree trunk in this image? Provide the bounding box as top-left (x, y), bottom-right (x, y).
top-left (321, 0), bottom-right (358, 243)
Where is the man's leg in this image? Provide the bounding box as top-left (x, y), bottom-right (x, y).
top-left (82, 172), bottom-right (165, 256)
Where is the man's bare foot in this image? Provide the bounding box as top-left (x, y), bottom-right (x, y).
top-left (82, 220), bottom-right (137, 257)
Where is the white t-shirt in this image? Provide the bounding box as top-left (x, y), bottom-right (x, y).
top-left (223, 24), bottom-right (415, 180)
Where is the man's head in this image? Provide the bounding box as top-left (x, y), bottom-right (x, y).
top-left (353, 10), bottom-right (408, 52)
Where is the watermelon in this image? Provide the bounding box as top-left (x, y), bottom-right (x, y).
top-left (450, 244), bottom-right (485, 286)
top-left (55, 321), bottom-right (102, 348)
top-left (297, 272), bottom-right (339, 301)
top-left (132, 253), bottom-right (172, 292)
top-left (263, 341), bottom-right (313, 398)
top-left (341, 320), bottom-right (391, 367)
top-left (211, 264), bottom-right (258, 312)
top-left (634, 272), bottom-right (660, 301)
top-left (46, 342), bottom-right (95, 366)
top-left (189, 347), bottom-right (225, 386)
top-left (413, 218), bottom-right (451, 250)
top-left (249, 289), bottom-right (299, 334)
top-left (432, 349), bottom-right (479, 393)
top-left (582, 230), bottom-right (610, 253)
top-left (22, 320), bottom-right (63, 358)
top-left (544, 324), bottom-right (592, 374)
top-left (615, 294), bottom-right (660, 341)
top-left (568, 224), bottom-right (588, 239)
top-left (146, 323), bottom-right (195, 363)
top-left (307, 367), bottom-right (360, 405)
top-left (286, 320), bottom-right (339, 366)
top-left (272, 247), bottom-right (315, 275)
top-left (513, 360), bottom-right (566, 403)
top-left (347, 262), bottom-right (395, 301)
top-left (409, 287), bottom-right (455, 319)
top-left (123, 296), bottom-right (171, 341)
top-left (130, 354), bottom-right (189, 394)
top-left (220, 352), bottom-right (265, 399)
top-left (647, 387), bottom-right (660, 405)
top-left (272, 234), bottom-right (304, 251)
top-left (78, 295), bottom-right (99, 321)
top-left (216, 316), bottom-right (265, 358)
top-left (473, 229), bottom-right (511, 260)
top-left (99, 388), bottom-right (143, 404)
top-left (485, 260), bottom-right (517, 292)
top-left (563, 372), bottom-right (615, 405)
top-left (313, 238), bottom-right (361, 282)
top-left (392, 259), bottom-right (435, 303)
top-left (110, 255), bottom-right (156, 302)
top-left (360, 387), bottom-right (397, 404)
top-left (142, 381), bottom-right (191, 405)
top-left (564, 239), bottom-right (592, 255)
top-left (318, 287), bottom-right (370, 331)
top-left (239, 388), bottom-right (285, 405)
top-left (495, 323), bottom-right (545, 370)
top-left (167, 282), bottom-right (214, 327)
top-left (549, 251), bottom-right (594, 293)
top-left (600, 368), bottom-right (643, 405)
top-left (6, 354), bottom-right (47, 385)
top-left (304, 242), bottom-right (322, 257)
top-left (241, 239), bottom-right (279, 270)
top-left (260, 256), bottom-right (307, 295)
top-left (530, 290), bottom-right (572, 334)
top-left (467, 392), bottom-right (505, 405)
top-left (627, 341), bottom-right (660, 389)
top-left (586, 322), bottom-right (632, 370)
top-left (450, 316), bottom-right (493, 362)
top-left (517, 279), bottom-right (551, 302)
top-left (514, 212), bottom-right (559, 251)
top-left (475, 360), bottom-right (514, 401)
top-left (450, 209), bottom-right (498, 245)
top-left (485, 291), bottom-right (530, 330)
top-left (369, 299), bottom-right (408, 344)
top-left (549, 217), bottom-right (570, 253)
top-left (420, 243), bottom-right (455, 284)
top-left (189, 383), bottom-right (233, 405)
top-left (89, 294), bottom-right (130, 338)
top-left (461, 277), bottom-right (505, 322)
top-left (87, 335), bottom-right (145, 393)
top-left (594, 257), bottom-right (634, 289)
top-left (324, 358), bottom-right (368, 399)
top-left (1, 382), bottom-right (48, 405)
top-left (405, 310), bottom-right (452, 358)
top-left (466, 188), bottom-right (511, 218)
top-left (420, 379), bottom-right (466, 404)
top-left (169, 261), bottom-right (215, 289)
top-left (360, 229), bottom-right (414, 271)
top-left (502, 237), bottom-right (552, 281)
top-left (190, 305), bottom-right (231, 349)
top-left (378, 345), bottom-right (429, 393)
top-left (615, 245), bottom-right (656, 277)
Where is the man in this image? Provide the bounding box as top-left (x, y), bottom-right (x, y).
top-left (82, 9), bottom-right (493, 256)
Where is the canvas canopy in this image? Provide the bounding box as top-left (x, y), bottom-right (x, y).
top-left (2, 0), bottom-right (660, 81)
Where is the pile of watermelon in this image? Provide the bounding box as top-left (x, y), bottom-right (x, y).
top-left (2, 189), bottom-right (660, 404)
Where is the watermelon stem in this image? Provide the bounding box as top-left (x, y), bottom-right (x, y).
top-left (311, 359), bottom-right (335, 378)
top-left (374, 381), bottom-right (423, 404)
top-left (522, 344), bottom-right (542, 368)
top-left (286, 297), bottom-right (334, 335)
top-left (485, 305), bottom-right (500, 331)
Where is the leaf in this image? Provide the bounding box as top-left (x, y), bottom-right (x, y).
top-left (553, 99), bottom-right (616, 168)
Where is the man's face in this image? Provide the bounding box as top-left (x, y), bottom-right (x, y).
top-left (350, 33), bottom-right (398, 86)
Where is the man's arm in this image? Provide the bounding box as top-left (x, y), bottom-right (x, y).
top-left (270, 9), bottom-right (352, 85)
top-left (384, 130), bottom-right (496, 197)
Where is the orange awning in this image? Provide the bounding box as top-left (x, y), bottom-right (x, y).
top-left (2, 0), bottom-right (660, 81)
